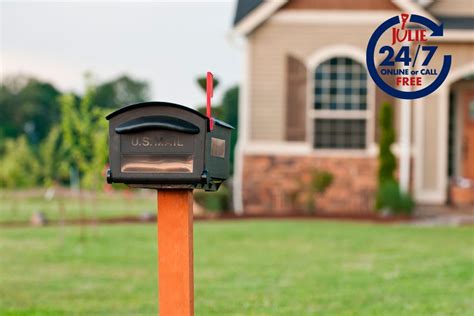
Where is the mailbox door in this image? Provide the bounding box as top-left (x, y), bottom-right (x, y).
top-left (108, 104), bottom-right (207, 185)
top-left (205, 122), bottom-right (232, 180)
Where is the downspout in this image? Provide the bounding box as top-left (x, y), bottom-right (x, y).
top-left (232, 37), bottom-right (249, 214)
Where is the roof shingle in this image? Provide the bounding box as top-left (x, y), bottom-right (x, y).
top-left (233, 0), bottom-right (263, 25)
top-left (436, 16), bottom-right (474, 30)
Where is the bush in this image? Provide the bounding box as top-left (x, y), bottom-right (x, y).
top-left (376, 102), bottom-right (414, 215)
top-left (194, 185), bottom-right (230, 213)
top-left (310, 170), bottom-right (334, 193)
top-left (378, 102), bottom-right (397, 185)
top-left (38, 126), bottom-right (69, 186)
top-left (376, 180), bottom-right (414, 215)
top-left (296, 169), bottom-right (334, 213)
top-left (0, 136), bottom-right (41, 188)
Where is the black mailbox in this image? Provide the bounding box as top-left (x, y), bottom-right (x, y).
top-left (106, 101), bottom-right (233, 191)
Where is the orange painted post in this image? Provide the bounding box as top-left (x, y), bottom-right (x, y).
top-left (157, 190), bottom-right (194, 316)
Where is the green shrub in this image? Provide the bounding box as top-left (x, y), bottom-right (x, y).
top-left (194, 185), bottom-right (230, 213)
top-left (376, 180), bottom-right (414, 215)
top-left (300, 169), bottom-right (334, 213)
top-left (311, 170), bottom-right (334, 193)
top-left (0, 136), bottom-right (41, 188)
top-left (375, 102), bottom-right (415, 214)
top-left (378, 102), bottom-right (397, 185)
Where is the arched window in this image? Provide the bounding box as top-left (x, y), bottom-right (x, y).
top-left (312, 57), bottom-right (368, 149)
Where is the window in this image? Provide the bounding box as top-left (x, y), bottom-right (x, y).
top-left (312, 57), bottom-right (369, 150)
top-left (314, 119), bottom-right (366, 149)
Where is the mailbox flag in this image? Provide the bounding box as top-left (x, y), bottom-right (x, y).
top-left (206, 71), bottom-right (214, 131)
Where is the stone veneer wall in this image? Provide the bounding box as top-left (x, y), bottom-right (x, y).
top-left (242, 155), bottom-right (378, 214)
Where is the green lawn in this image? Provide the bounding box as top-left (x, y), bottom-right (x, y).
top-left (0, 221), bottom-right (472, 315)
top-left (0, 190), bottom-right (155, 223)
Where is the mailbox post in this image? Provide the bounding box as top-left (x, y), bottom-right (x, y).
top-left (157, 189), bottom-right (194, 315)
top-left (106, 73), bottom-right (232, 315)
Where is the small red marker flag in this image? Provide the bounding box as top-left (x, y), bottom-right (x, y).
top-left (206, 71), bottom-right (214, 130)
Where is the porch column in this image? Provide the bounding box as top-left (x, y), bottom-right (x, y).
top-left (233, 37), bottom-right (250, 214)
top-left (400, 99), bottom-right (411, 193)
top-left (399, 56), bottom-right (412, 193)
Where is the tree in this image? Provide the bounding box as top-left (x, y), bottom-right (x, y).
top-left (376, 103), bottom-right (397, 209)
top-left (196, 105), bottom-right (224, 120)
top-left (0, 136), bottom-right (40, 188)
top-left (0, 74), bottom-right (149, 146)
top-left (221, 86), bottom-right (239, 174)
top-left (376, 102), bottom-right (414, 214)
top-left (196, 75), bottom-right (219, 93)
top-left (0, 74), bottom-right (148, 189)
top-left (38, 126), bottom-right (68, 186)
top-left (195, 74), bottom-right (223, 117)
top-left (378, 102), bottom-right (397, 184)
top-left (91, 74), bottom-right (150, 109)
top-left (58, 85), bottom-right (110, 190)
top-left (0, 75), bottom-right (61, 144)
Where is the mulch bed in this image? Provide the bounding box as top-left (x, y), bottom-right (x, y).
top-left (0, 212), bottom-right (412, 228)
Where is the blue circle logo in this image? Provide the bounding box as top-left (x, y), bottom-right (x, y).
top-left (366, 14), bottom-right (451, 100)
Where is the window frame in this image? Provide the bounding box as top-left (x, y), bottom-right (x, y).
top-left (305, 46), bottom-right (375, 155)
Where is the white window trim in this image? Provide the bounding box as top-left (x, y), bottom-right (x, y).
top-left (306, 45), bottom-right (376, 155)
top-left (309, 110), bottom-right (368, 119)
top-left (242, 141), bottom-right (378, 158)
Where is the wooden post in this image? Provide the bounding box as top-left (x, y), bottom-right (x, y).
top-left (157, 190), bottom-right (194, 316)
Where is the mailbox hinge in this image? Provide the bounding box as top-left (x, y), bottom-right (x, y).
top-left (200, 169), bottom-right (209, 182)
top-left (106, 169), bottom-right (112, 184)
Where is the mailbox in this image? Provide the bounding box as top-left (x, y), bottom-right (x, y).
top-left (106, 101), bottom-right (233, 191)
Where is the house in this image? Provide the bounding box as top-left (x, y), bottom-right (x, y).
top-left (231, 0), bottom-right (474, 214)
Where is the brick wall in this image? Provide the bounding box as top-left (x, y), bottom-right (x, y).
top-left (242, 155), bottom-right (378, 214)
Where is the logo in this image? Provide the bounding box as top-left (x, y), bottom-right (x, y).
top-left (366, 14), bottom-right (451, 99)
top-left (131, 136), bottom-right (184, 147)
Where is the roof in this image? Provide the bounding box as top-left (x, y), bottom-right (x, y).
top-left (232, 0), bottom-right (437, 35)
top-left (233, 0), bottom-right (263, 25)
top-left (436, 16), bottom-right (474, 30)
top-left (233, 1), bottom-right (474, 36)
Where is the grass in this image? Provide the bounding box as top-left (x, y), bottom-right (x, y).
top-left (0, 190), bottom-right (155, 223)
top-left (0, 221), bottom-right (473, 315)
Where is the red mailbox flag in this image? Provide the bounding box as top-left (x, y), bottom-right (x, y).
top-left (206, 71), bottom-right (214, 130)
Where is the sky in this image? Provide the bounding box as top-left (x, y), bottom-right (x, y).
top-left (0, 0), bottom-right (242, 107)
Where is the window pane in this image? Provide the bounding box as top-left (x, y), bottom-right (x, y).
top-left (314, 119), bottom-right (366, 149)
top-left (314, 57), bottom-right (367, 111)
